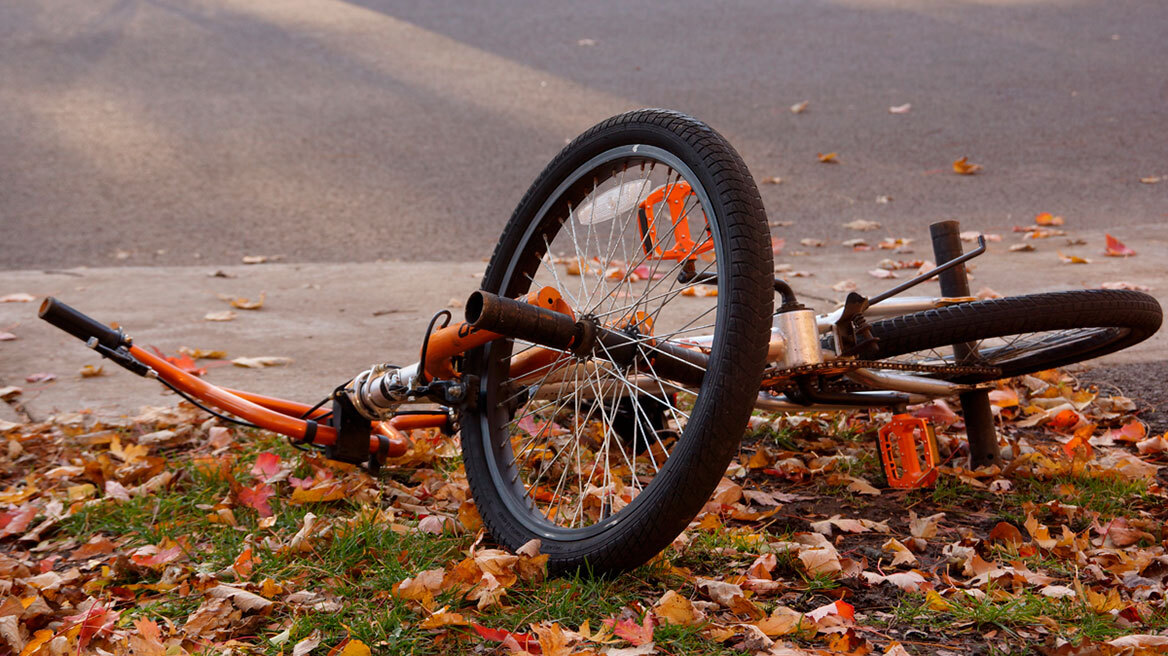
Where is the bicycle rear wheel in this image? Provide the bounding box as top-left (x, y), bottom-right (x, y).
top-left (460, 109), bottom-right (772, 574)
top-left (867, 290), bottom-right (1162, 382)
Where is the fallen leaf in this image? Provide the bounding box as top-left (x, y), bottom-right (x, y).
top-left (868, 268), bottom-right (896, 279)
top-left (0, 332), bottom-right (15, 341)
top-left (952, 156), bottom-right (982, 175)
top-left (242, 255), bottom-right (269, 264)
top-left (293, 631), bottom-right (323, 656)
top-left (832, 280), bottom-right (857, 293)
top-left (799, 238), bottom-right (825, 248)
top-left (0, 293), bottom-right (35, 303)
top-left (889, 103), bottom-right (912, 114)
top-left (908, 511), bottom-right (944, 539)
top-left (817, 152), bottom-right (839, 164)
top-left (229, 292), bottom-right (266, 310)
top-left (654, 590), bottom-right (701, 626)
top-left (251, 452), bottom-right (282, 481)
top-left (1100, 281), bottom-right (1152, 292)
top-left (25, 372), bottom-right (55, 383)
top-left (609, 614), bottom-right (655, 646)
top-left (1104, 234), bottom-right (1136, 257)
top-left (207, 584), bottom-right (274, 612)
top-left (232, 356), bottom-right (293, 368)
top-left (790, 101), bottom-right (809, 114)
top-left (1034, 212), bottom-right (1065, 226)
top-left (843, 219), bottom-right (881, 231)
top-left (1008, 243), bottom-right (1035, 252)
top-left (763, 176), bottom-right (783, 185)
top-left (882, 538), bottom-right (917, 567)
top-left (238, 482), bottom-right (276, 517)
top-left (204, 310), bottom-right (237, 322)
top-left (1139, 176), bottom-right (1162, 184)
top-left (79, 364), bottom-right (104, 378)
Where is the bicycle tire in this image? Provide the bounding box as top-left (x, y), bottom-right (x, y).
top-left (867, 290), bottom-right (1162, 382)
top-left (460, 109), bottom-right (772, 574)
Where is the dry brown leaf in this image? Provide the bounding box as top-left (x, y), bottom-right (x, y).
top-left (908, 511), bottom-right (944, 539)
top-left (843, 219), bottom-right (881, 231)
top-left (79, 364), bottom-right (104, 378)
top-left (232, 356), bottom-right (293, 368)
top-left (229, 292), bottom-right (266, 310)
top-left (817, 152), bottom-right (839, 164)
top-left (207, 584), bottom-right (273, 612)
top-left (790, 101), bottom-right (809, 114)
top-left (952, 156), bottom-right (982, 175)
top-left (1058, 252), bottom-right (1090, 264)
top-left (882, 538), bottom-right (917, 567)
top-left (654, 590), bottom-right (702, 626)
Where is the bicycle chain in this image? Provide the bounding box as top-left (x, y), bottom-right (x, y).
top-left (760, 359), bottom-right (1001, 388)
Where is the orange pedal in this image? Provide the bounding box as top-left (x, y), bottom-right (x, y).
top-left (878, 414), bottom-right (940, 489)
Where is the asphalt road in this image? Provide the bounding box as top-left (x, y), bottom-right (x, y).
top-left (2, 0), bottom-right (1166, 270)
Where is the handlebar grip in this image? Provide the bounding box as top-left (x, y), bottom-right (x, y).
top-left (465, 291), bottom-right (579, 350)
top-left (38, 297), bottom-right (126, 350)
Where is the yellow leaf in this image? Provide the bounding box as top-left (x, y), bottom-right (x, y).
top-left (924, 590), bottom-right (951, 611)
top-left (655, 590), bottom-right (701, 626)
top-left (338, 639), bottom-right (371, 656)
top-left (952, 156), bottom-right (983, 175)
top-left (79, 364), bottom-right (104, 378)
top-left (228, 292), bottom-right (266, 310)
top-left (755, 606), bottom-right (805, 637)
top-left (817, 152), bottom-right (839, 163)
top-left (67, 484), bottom-right (96, 501)
top-left (20, 630), bottom-right (55, 656)
top-left (419, 608), bottom-right (468, 629)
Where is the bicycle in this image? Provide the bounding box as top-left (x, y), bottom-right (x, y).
top-left (39, 109), bottom-right (1163, 575)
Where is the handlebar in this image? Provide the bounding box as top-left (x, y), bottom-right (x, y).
top-left (39, 297), bottom-right (127, 350)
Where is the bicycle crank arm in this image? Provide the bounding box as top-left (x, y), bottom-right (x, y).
top-left (466, 290), bottom-right (708, 389)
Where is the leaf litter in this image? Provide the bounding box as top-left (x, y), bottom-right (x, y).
top-left (3, 367), bottom-right (1168, 654)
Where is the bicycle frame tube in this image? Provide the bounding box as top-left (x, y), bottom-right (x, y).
top-left (128, 346), bottom-right (416, 457)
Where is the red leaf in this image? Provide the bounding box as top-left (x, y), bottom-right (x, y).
top-left (1105, 234), bottom-right (1136, 257)
top-left (64, 602), bottom-right (119, 651)
top-left (471, 623), bottom-right (541, 653)
top-left (238, 482), bottom-right (276, 517)
top-left (131, 545), bottom-right (183, 568)
top-left (607, 614), bottom-right (656, 646)
top-left (149, 346), bottom-right (207, 376)
top-left (251, 452), bottom-right (281, 482)
top-left (0, 505), bottom-right (37, 538)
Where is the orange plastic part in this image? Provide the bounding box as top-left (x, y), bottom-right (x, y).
top-left (636, 181), bottom-right (715, 261)
top-left (878, 414), bottom-right (940, 489)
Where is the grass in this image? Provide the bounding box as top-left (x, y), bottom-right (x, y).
top-left (889, 586), bottom-right (1168, 646)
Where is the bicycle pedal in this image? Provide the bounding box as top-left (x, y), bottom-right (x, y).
top-left (877, 414), bottom-right (940, 489)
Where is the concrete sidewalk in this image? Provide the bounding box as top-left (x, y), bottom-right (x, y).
top-left (2, 223), bottom-right (1165, 423)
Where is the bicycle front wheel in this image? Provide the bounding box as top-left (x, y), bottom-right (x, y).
top-left (867, 290), bottom-right (1162, 382)
top-left (460, 110), bottom-right (773, 574)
